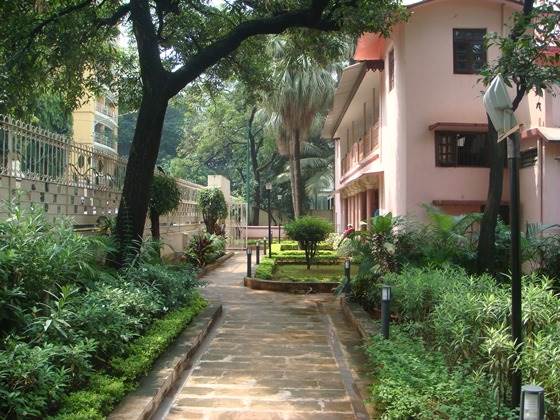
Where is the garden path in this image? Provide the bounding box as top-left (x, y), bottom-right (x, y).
top-left (154, 253), bottom-right (371, 420)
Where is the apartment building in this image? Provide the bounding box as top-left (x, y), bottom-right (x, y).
top-left (322, 0), bottom-right (560, 232)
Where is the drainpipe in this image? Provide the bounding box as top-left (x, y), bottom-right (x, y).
top-left (539, 138), bottom-right (544, 225)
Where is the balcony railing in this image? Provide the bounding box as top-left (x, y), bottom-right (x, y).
top-left (95, 103), bottom-right (117, 120)
top-left (94, 132), bottom-right (116, 150)
top-left (341, 122), bottom-right (380, 176)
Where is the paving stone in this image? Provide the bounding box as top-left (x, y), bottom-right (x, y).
top-left (156, 254), bottom-right (372, 420)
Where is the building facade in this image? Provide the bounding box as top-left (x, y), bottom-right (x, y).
top-left (323, 0), bottom-right (560, 232)
top-left (72, 92), bottom-right (119, 154)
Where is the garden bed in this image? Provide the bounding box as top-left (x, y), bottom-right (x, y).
top-left (248, 255), bottom-right (355, 293)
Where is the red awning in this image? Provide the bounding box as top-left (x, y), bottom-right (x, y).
top-left (354, 33), bottom-right (385, 61)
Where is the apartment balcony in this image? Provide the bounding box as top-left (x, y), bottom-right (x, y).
top-left (341, 122), bottom-right (380, 177)
top-left (95, 103), bottom-right (118, 126)
top-left (94, 132), bottom-right (117, 152)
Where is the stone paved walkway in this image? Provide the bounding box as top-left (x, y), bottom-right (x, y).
top-left (155, 253), bottom-right (371, 420)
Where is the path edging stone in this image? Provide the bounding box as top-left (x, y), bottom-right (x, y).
top-left (244, 276), bottom-right (339, 293)
top-left (340, 296), bottom-right (378, 339)
top-left (196, 251), bottom-right (235, 278)
top-left (108, 303), bottom-right (222, 420)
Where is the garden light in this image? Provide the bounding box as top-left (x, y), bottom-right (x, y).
top-left (342, 259), bottom-right (351, 294)
top-left (263, 237), bottom-right (267, 256)
top-left (265, 182), bottom-right (272, 256)
top-left (520, 385), bottom-right (545, 420)
top-left (382, 285), bottom-right (392, 302)
top-left (256, 241), bottom-right (260, 265)
top-left (246, 247), bottom-right (252, 278)
top-left (381, 285), bottom-right (391, 339)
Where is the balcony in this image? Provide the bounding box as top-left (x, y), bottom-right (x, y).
top-left (341, 122), bottom-right (380, 176)
top-left (94, 132), bottom-right (117, 151)
top-left (95, 103), bottom-right (117, 121)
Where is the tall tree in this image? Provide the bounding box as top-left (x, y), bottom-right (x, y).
top-left (170, 85), bottom-right (280, 225)
top-left (477, 0), bottom-right (560, 273)
top-left (2, 0), bottom-right (406, 265)
top-left (267, 36), bottom-right (344, 217)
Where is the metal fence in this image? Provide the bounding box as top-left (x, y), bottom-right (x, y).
top-left (0, 114), bottom-right (201, 228)
top-left (0, 114), bottom-right (247, 249)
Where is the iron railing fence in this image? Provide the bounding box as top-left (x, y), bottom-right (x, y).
top-left (0, 114), bottom-right (127, 191)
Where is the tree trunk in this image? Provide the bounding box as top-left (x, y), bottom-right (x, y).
top-left (149, 208), bottom-right (160, 241)
top-left (251, 186), bottom-right (261, 226)
top-left (289, 130), bottom-right (304, 218)
top-left (112, 93), bottom-right (169, 266)
top-left (477, 115), bottom-right (506, 273)
top-left (248, 110), bottom-right (261, 226)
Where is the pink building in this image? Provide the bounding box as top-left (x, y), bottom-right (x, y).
top-left (323, 0), bottom-right (560, 232)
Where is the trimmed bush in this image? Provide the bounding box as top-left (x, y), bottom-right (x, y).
top-left (197, 188), bottom-right (228, 235)
top-left (284, 216), bottom-right (333, 269)
top-left (255, 258), bottom-right (275, 279)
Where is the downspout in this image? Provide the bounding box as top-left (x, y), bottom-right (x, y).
top-left (539, 138), bottom-right (544, 224)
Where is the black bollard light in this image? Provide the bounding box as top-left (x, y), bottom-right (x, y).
top-left (520, 385), bottom-right (545, 420)
top-left (381, 285), bottom-right (391, 339)
top-left (246, 247), bottom-right (252, 278)
top-left (342, 259), bottom-right (352, 294)
top-left (256, 241), bottom-right (260, 265)
top-left (263, 237), bottom-right (267, 256)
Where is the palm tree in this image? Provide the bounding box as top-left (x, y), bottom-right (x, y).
top-left (266, 38), bottom-right (340, 217)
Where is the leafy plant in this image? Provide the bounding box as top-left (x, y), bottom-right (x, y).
top-left (284, 216), bottom-right (332, 269)
top-left (149, 173), bottom-right (182, 241)
top-left (185, 233), bottom-right (215, 267)
top-left (366, 326), bottom-right (514, 419)
top-left (197, 187), bottom-right (228, 235)
top-left (54, 295), bottom-right (206, 419)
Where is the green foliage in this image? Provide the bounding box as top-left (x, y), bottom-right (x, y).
top-left (254, 258), bottom-right (275, 280)
top-left (111, 296), bottom-right (207, 381)
top-left (481, 2), bottom-right (560, 99)
top-left (197, 188), bottom-right (228, 235)
top-left (366, 326), bottom-right (514, 420)
top-left (383, 265), bottom-right (477, 323)
top-left (149, 174), bottom-right (181, 217)
top-left (284, 216), bottom-right (332, 269)
top-left (378, 266), bottom-right (560, 416)
top-left (0, 342), bottom-right (70, 418)
top-left (54, 295), bottom-right (206, 419)
top-left (119, 102), bottom-right (187, 163)
top-left (0, 201), bottom-right (99, 333)
top-left (185, 233), bottom-right (226, 267)
top-left (0, 203), bottom-right (204, 418)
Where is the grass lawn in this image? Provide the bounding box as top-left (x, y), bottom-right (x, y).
top-left (272, 263), bottom-right (357, 282)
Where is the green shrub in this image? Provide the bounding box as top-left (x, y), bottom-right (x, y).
top-left (122, 262), bottom-right (200, 308)
top-left (0, 202), bottom-right (100, 332)
top-left (284, 216), bottom-right (332, 269)
top-left (366, 326), bottom-right (514, 420)
top-left (185, 232), bottom-right (225, 267)
top-left (148, 174), bottom-right (182, 241)
top-left (0, 341), bottom-right (70, 418)
top-left (383, 265), bottom-right (484, 322)
top-left (111, 295), bottom-right (207, 381)
top-left (255, 258), bottom-right (275, 279)
top-left (53, 295), bottom-right (207, 419)
top-left (197, 188), bottom-right (228, 235)
top-left (0, 202), bottom-right (205, 419)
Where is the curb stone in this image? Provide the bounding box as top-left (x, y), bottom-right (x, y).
top-left (244, 276), bottom-right (339, 293)
top-left (339, 296), bottom-right (378, 338)
top-left (108, 303), bottom-right (222, 420)
top-left (196, 251), bottom-right (234, 278)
